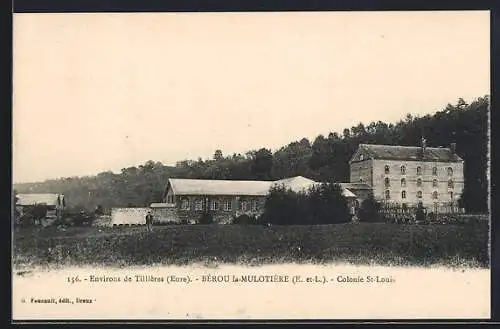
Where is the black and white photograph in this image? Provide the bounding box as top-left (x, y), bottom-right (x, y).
top-left (12, 10), bottom-right (491, 320)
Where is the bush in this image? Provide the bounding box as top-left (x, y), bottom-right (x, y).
top-left (94, 205), bottom-right (104, 216)
top-left (306, 182), bottom-right (350, 224)
top-left (197, 212), bottom-right (214, 224)
top-left (68, 212), bottom-right (96, 227)
top-left (260, 182), bottom-right (350, 225)
top-left (358, 195), bottom-right (381, 222)
top-left (260, 185), bottom-right (308, 225)
top-left (415, 203), bottom-right (426, 223)
top-left (15, 204), bottom-right (49, 227)
top-left (233, 214), bottom-right (259, 225)
top-left (17, 214), bottom-right (35, 227)
top-left (427, 212), bottom-right (436, 222)
top-left (13, 207), bottom-right (21, 226)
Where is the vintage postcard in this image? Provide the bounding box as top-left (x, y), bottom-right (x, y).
top-left (12, 11), bottom-right (491, 321)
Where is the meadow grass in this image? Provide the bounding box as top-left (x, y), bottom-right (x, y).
top-left (12, 221), bottom-right (489, 270)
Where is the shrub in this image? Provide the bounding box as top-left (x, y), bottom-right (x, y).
top-left (94, 205), bottom-right (104, 216)
top-left (68, 212), bottom-right (96, 227)
top-left (13, 207), bottom-right (20, 226)
top-left (261, 182), bottom-right (350, 225)
top-left (358, 195), bottom-right (381, 222)
top-left (197, 212), bottom-right (214, 224)
top-left (260, 185), bottom-right (307, 225)
top-left (233, 214), bottom-right (259, 225)
top-left (306, 182), bottom-right (350, 224)
top-left (427, 212), bottom-right (436, 222)
top-left (16, 204), bottom-right (49, 227)
top-left (415, 203), bottom-right (426, 222)
top-left (18, 214), bottom-right (34, 227)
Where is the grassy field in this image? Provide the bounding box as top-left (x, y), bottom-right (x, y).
top-left (12, 221), bottom-right (489, 270)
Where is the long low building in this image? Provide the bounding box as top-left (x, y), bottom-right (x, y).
top-left (153, 176), bottom-right (362, 224)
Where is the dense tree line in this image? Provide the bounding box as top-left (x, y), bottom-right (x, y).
top-left (14, 96), bottom-right (489, 213)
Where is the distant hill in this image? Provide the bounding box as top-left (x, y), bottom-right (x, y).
top-left (14, 96), bottom-right (489, 213)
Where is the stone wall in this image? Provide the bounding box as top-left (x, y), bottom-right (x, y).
top-left (174, 195), bottom-right (266, 224)
top-left (93, 215), bottom-right (112, 227)
top-left (349, 159), bottom-right (373, 186)
top-left (152, 206), bottom-right (180, 224)
top-left (111, 207), bottom-right (150, 225)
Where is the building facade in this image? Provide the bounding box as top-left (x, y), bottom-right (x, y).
top-left (349, 142), bottom-right (464, 213)
top-left (16, 193), bottom-right (66, 219)
top-left (154, 176), bottom-right (357, 224)
top-left (161, 178), bottom-right (271, 224)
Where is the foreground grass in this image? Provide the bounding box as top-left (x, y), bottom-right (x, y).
top-left (12, 221), bottom-right (489, 270)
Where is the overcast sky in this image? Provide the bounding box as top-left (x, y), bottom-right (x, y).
top-left (13, 11), bottom-right (490, 183)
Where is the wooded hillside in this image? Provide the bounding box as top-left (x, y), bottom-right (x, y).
top-left (14, 96), bottom-right (489, 213)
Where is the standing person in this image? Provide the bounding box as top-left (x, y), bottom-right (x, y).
top-left (145, 210), bottom-right (153, 232)
top-left (350, 203), bottom-right (357, 222)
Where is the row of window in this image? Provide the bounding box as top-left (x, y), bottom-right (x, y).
top-left (385, 190), bottom-right (454, 200)
top-left (384, 178), bottom-right (455, 188)
top-left (385, 165), bottom-right (453, 176)
top-left (180, 199), bottom-right (259, 212)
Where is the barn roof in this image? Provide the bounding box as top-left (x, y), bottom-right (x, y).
top-left (351, 144), bottom-right (463, 163)
top-left (272, 176), bottom-right (317, 193)
top-left (150, 203), bottom-right (174, 208)
top-left (16, 193), bottom-right (63, 206)
top-left (168, 176), bottom-right (357, 198)
top-left (272, 176), bottom-right (357, 198)
top-left (168, 178), bottom-right (273, 196)
top-left (339, 183), bottom-right (373, 191)
top-left (340, 187), bottom-right (357, 198)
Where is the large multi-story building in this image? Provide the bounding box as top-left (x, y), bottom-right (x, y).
top-left (348, 141), bottom-right (464, 213)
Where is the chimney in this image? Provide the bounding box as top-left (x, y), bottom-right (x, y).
top-left (450, 143), bottom-right (456, 154)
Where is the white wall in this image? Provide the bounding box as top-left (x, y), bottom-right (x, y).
top-left (111, 208), bottom-right (150, 225)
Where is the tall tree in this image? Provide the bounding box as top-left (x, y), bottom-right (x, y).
top-left (213, 149), bottom-right (224, 161)
top-left (250, 148), bottom-right (274, 180)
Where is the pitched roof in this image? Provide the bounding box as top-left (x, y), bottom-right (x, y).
top-left (273, 176), bottom-right (357, 198)
top-left (168, 176), bottom-right (357, 198)
top-left (341, 188), bottom-right (357, 198)
top-left (150, 203), bottom-right (174, 208)
top-left (352, 144), bottom-right (463, 162)
top-left (168, 178), bottom-right (273, 196)
top-left (272, 176), bottom-right (317, 193)
top-left (16, 193), bottom-right (63, 206)
top-left (339, 183), bottom-right (373, 191)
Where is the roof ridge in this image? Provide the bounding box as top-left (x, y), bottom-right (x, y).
top-left (170, 176), bottom-right (310, 183)
top-left (361, 143), bottom-right (451, 150)
top-left (169, 178), bottom-right (273, 183)
top-left (17, 192), bottom-right (61, 195)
